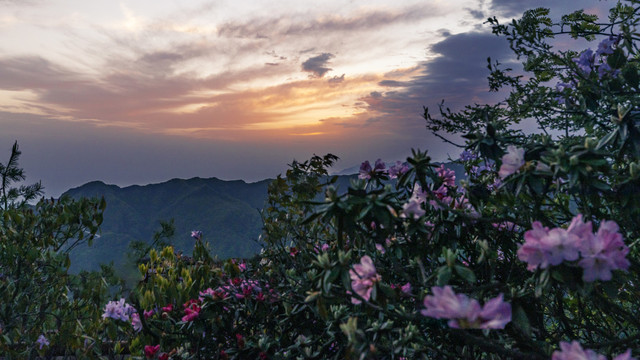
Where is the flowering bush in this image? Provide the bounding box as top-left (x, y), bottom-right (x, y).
top-left (6, 1), bottom-right (640, 359)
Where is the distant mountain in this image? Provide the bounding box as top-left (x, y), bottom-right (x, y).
top-left (63, 161), bottom-right (465, 281)
top-left (63, 177), bottom-right (272, 278)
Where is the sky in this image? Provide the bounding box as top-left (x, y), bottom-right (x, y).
top-left (0, 0), bottom-right (611, 197)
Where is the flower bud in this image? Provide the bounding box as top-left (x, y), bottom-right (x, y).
top-left (570, 155), bottom-right (579, 166)
top-left (630, 162), bottom-right (639, 179)
top-left (585, 137), bottom-right (597, 150)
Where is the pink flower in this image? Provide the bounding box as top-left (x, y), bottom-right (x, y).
top-left (400, 282), bottom-right (412, 295)
top-left (421, 286), bottom-right (511, 329)
top-left (161, 304), bottom-right (173, 313)
top-left (131, 313), bottom-right (142, 332)
top-left (498, 145), bottom-right (525, 179)
top-left (421, 286), bottom-right (481, 327)
top-left (552, 341), bottom-right (636, 360)
top-left (517, 221), bottom-right (550, 270)
top-left (401, 198), bottom-right (425, 219)
top-left (191, 230), bottom-right (203, 240)
top-left (349, 255), bottom-right (381, 304)
top-left (519, 215), bottom-right (630, 282)
top-left (578, 220), bottom-right (630, 282)
top-left (436, 164), bottom-right (456, 187)
top-left (517, 221), bottom-right (582, 270)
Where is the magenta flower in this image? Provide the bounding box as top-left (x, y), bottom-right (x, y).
top-left (349, 255), bottom-right (381, 304)
top-left (182, 304), bottom-right (201, 322)
top-left (421, 286), bottom-right (511, 329)
top-left (552, 341), bottom-right (636, 360)
top-left (143, 309), bottom-right (154, 319)
top-left (498, 145), bottom-right (525, 179)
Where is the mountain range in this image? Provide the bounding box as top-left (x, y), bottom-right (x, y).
top-left (63, 162), bottom-right (465, 281)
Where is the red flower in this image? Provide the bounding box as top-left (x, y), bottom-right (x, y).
top-left (259, 352), bottom-right (268, 359)
top-left (220, 350), bottom-right (229, 360)
top-left (289, 247), bottom-right (299, 257)
top-left (236, 334), bottom-right (245, 349)
top-left (161, 304), bottom-right (173, 312)
top-left (158, 353), bottom-right (169, 360)
top-left (144, 344), bottom-right (160, 358)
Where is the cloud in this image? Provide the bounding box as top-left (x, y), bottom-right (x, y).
top-left (216, 5), bottom-right (439, 39)
top-left (350, 30), bottom-right (516, 146)
top-left (302, 53), bottom-right (334, 78)
top-left (489, 0), bottom-right (608, 18)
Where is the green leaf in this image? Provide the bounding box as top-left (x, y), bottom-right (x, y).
top-left (512, 305), bottom-right (532, 337)
top-left (607, 48), bottom-right (626, 69)
top-left (622, 64), bottom-right (639, 88)
top-left (436, 267), bottom-right (452, 286)
top-left (597, 128), bottom-right (618, 150)
top-left (454, 265), bottom-right (476, 284)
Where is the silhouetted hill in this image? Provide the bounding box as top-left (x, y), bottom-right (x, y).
top-left (63, 177), bottom-right (272, 276)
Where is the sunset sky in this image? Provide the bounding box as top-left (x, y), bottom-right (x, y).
top-left (0, 0), bottom-right (609, 196)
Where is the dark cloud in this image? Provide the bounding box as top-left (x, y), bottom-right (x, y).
top-left (467, 8), bottom-right (485, 19)
top-left (378, 80), bottom-right (406, 87)
top-left (302, 53), bottom-right (334, 78)
top-left (328, 74), bottom-right (345, 83)
top-left (354, 31), bottom-right (516, 150)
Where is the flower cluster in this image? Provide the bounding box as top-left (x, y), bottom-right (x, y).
top-left (359, 159), bottom-right (409, 180)
top-left (102, 298), bottom-right (136, 322)
top-left (200, 277), bottom-right (278, 303)
top-left (436, 164), bottom-right (456, 187)
top-left (552, 341), bottom-right (635, 360)
top-left (359, 159), bottom-right (386, 180)
top-left (518, 215), bottom-right (630, 281)
top-left (182, 299), bottom-right (201, 322)
top-left (421, 286), bottom-right (511, 329)
top-left (572, 36), bottom-right (621, 79)
top-left (349, 255), bottom-right (381, 304)
top-left (389, 161), bottom-right (409, 179)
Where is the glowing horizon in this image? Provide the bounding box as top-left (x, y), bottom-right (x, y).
top-left (0, 0), bottom-right (606, 196)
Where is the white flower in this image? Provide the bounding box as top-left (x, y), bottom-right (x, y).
top-left (498, 145), bottom-right (525, 179)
